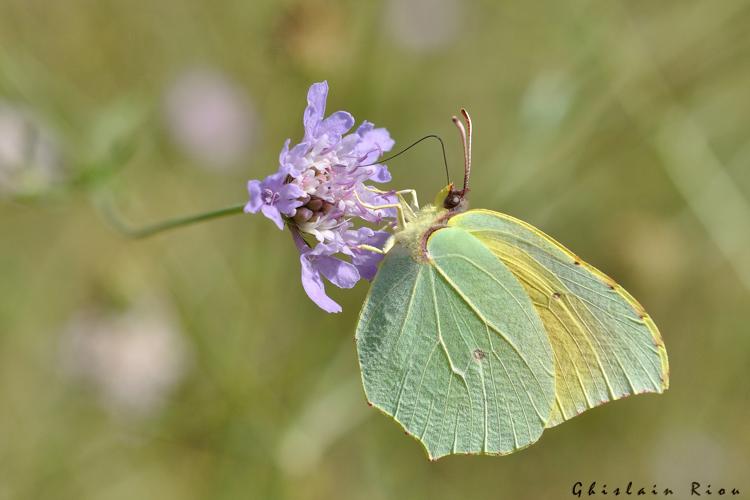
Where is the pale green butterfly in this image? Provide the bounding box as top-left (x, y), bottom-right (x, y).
top-left (355, 109), bottom-right (669, 460)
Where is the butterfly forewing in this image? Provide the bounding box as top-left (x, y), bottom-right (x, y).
top-left (449, 209), bottom-right (669, 427)
top-left (356, 226), bottom-right (555, 459)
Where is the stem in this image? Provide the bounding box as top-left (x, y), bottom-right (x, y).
top-left (102, 201), bottom-right (246, 239)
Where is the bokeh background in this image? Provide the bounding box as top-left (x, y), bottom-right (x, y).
top-left (1, 1), bottom-right (749, 499)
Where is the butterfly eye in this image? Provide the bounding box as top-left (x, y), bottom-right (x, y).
top-left (443, 192), bottom-right (462, 209)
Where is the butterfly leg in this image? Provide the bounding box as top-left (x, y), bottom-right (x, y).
top-left (365, 186), bottom-right (419, 212)
top-left (396, 189), bottom-right (419, 211)
top-left (354, 191), bottom-right (407, 229)
top-left (357, 244), bottom-right (385, 254)
top-left (357, 235), bottom-right (395, 254)
top-left (395, 193), bottom-right (417, 221)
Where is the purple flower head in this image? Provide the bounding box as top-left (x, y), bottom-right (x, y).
top-left (245, 81), bottom-right (400, 312)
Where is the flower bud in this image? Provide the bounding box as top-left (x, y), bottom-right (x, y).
top-left (306, 197), bottom-right (324, 212)
top-left (293, 207), bottom-right (313, 224)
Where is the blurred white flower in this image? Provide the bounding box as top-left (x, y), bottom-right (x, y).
top-left (384, 0), bottom-right (463, 53)
top-left (164, 68), bottom-right (257, 169)
top-left (0, 102), bottom-right (62, 195)
top-left (60, 300), bottom-right (190, 418)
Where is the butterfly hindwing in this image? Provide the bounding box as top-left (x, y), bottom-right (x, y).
top-left (356, 226), bottom-right (556, 459)
top-left (449, 209), bottom-right (669, 427)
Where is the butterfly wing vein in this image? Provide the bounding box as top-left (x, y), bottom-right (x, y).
top-left (449, 209), bottom-right (669, 427)
top-left (356, 226), bottom-right (556, 459)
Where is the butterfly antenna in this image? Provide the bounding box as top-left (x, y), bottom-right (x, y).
top-left (460, 108), bottom-right (472, 193)
top-left (361, 134), bottom-right (450, 184)
top-left (451, 116), bottom-right (467, 191)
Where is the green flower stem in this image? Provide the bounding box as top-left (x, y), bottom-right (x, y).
top-left (104, 201), bottom-right (246, 239)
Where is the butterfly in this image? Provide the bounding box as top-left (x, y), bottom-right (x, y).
top-left (355, 109), bottom-right (669, 460)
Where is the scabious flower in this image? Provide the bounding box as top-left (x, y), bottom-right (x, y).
top-left (245, 81), bottom-right (397, 313)
top-left (0, 102), bottom-right (63, 197)
top-left (164, 68), bottom-right (256, 169)
top-left (60, 300), bottom-right (190, 418)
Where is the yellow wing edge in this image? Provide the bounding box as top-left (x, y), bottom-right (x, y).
top-left (450, 208), bottom-right (670, 391)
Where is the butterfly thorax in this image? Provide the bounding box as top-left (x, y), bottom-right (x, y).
top-left (394, 190), bottom-right (466, 262)
top-left (394, 205), bottom-right (447, 260)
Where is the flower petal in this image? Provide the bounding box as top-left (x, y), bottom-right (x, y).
top-left (278, 138), bottom-right (291, 165)
top-left (264, 171), bottom-right (286, 189)
top-left (300, 253), bottom-right (342, 313)
top-left (290, 229), bottom-right (310, 253)
top-left (363, 127), bottom-right (395, 152)
top-left (304, 81), bottom-right (328, 141)
top-left (283, 141), bottom-right (312, 177)
top-left (318, 111), bottom-right (355, 139)
top-left (368, 164), bottom-right (392, 183)
top-left (355, 121), bottom-right (374, 136)
top-left (244, 180), bottom-right (263, 213)
top-left (356, 125), bottom-right (395, 165)
top-left (261, 204), bottom-right (285, 230)
top-left (276, 186), bottom-right (306, 216)
top-left (315, 255), bottom-right (360, 289)
top-left (288, 141), bottom-right (311, 160)
top-left (280, 181), bottom-right (305, 200)
top-left (352, 230), bottom-right (390, 280)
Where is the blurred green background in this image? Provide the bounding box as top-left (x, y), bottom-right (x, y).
top-left (1, 1), bottom-right (749, 498)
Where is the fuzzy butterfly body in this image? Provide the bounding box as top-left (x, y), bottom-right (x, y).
top-left (355, 111), bottom-right (669, 460)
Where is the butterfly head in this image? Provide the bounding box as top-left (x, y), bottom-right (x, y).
top-left (443, 188), bottom-right (463, 210)
top-left (442, 184), bottom-right (467, 211)
top-left (433, 182), bottom-right (468, 212)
